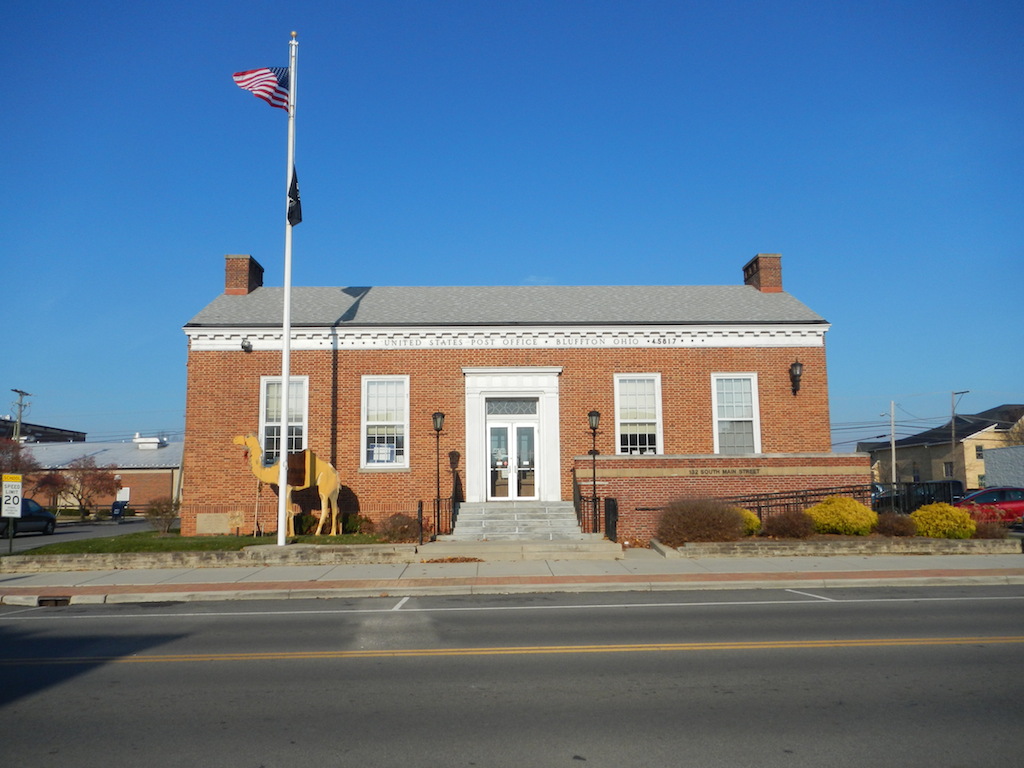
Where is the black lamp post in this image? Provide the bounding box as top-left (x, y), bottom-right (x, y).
top-left (588, 410), bottom-right (600, 531)
top-left (432, 412), bottom-right (445, 533)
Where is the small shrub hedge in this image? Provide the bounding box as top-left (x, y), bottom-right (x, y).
top-left (802, 499), bottom-right (876, 536)
top-left (656, 499), bottom-right (746, 546)
top-left (911, 503), bottom-right (976, 539)
top-left (737, 508), bottom-right (761, 536)
top-left (376, 513), bottom-right (421, 543)
top-left (972, 520), bottom-right (1009, 539)
top-left (804, 496), bottom-right (877, 536)
top-left (875, 513), bottom-right (917, 537)
top-left (147, 497), bottom-right (180, 535)
top-left (761, 509), bottom-right (815, 539)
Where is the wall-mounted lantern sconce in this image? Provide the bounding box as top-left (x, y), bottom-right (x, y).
top-left (241, 338), bottom-right (253, 353)
top-left (789, 360), bottom-right (804, 395)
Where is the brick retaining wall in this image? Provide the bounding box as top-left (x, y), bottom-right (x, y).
top-left (653, 538), bottom-right (1023, 558)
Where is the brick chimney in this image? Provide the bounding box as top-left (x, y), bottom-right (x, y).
top-left (742, 253), bottom-right (783, 293)
top-left (224, 254), bottom-right (264, 295)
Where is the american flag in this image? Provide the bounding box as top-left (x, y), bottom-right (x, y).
top-left (232, 67), bottom-right (290, 111)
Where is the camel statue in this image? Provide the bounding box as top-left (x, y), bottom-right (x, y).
top-left (233, 434), bottom-right (341, 536)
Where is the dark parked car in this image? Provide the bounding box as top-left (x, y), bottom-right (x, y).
top-left (955, 487), bottom-right (1024, 524)
top-left (0, 498), bottom-right (57, 537)
top-left (872, 480), bottom-right (964, 514)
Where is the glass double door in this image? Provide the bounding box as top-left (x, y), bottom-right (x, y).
top-left (488, 422), bottom-right (537, 500)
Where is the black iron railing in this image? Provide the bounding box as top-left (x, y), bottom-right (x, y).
top-left (721, 484), bottom-right (873, 521)
top-left (572, 469), bottom-right (618, 540)
top-left (432, 496), bottom-right (456, 538)
top-left (634, 484), bottom-right (877, 522)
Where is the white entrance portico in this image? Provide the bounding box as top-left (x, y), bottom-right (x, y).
top-left (463, 367), bottom-right (562, 504)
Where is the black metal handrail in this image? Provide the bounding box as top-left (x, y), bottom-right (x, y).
top-left (722, 484), bottom-right (873, 521)
top-left (635, 484), bottom-right (876, 521)
top-left (432, 496), bottom-right (456, 538)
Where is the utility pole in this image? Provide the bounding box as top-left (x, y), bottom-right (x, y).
top-left (10, 389), bottom-right (32, 442)
top-left (889, 400), bottom-right (897, 486)
top-left (951, 390), bottom-right (969, 484)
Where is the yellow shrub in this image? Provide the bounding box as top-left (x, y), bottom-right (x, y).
top-left (804, 496), bottom-right (877, 536)
top-left (736, 507), bottom-right (761, 536)
top-left (911, 503), bottom-right (976, 539)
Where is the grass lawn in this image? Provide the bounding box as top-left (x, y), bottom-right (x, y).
top-left (12, 530), bottom-right (383, 556)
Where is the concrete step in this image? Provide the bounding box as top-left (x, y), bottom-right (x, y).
top-left (447, 501), bottom-right (589, 542)
top-left (420, 538), bottom-right (623, 561)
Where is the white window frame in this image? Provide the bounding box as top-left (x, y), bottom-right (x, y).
top-left (361, 375), bottom-right (410, 470)
top-left (258, 375), bottom-right (309, 464)
top-left (613, 373), bottom-right (663, 455)
top-left (711, 373), bottom-right (762, 454)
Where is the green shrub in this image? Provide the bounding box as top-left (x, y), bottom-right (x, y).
top-left (737, 508), bottom-right (761, 536)
top-left (911, 503), bottom-right (976, 539)
top-left (342, 513), bottom-right (373, 534)
top-left (655, 499), bottom-right (746, 546)
top-left (875, 513), bottom-right (917, 537)
top-left (761, 509), bottom-right (815, 539)
top-left (804, 496), bottom-right (877, 536)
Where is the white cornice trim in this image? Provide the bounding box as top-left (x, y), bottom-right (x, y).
top-left (185, 323), bottom-right (829, 352)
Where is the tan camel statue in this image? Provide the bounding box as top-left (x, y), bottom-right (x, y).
top-left (233, 434), bottom-right (341, 536)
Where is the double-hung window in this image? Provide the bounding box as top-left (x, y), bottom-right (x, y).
top-left (362, 375), bottom-right (409, 469)
top-left (614, 374), bottom-right (662, 454)
top-left (712, 374), bottom-right (761, 454)
top-left (259, 376), bottom-right (308, 465)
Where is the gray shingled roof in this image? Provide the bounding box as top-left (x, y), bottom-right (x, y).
top-left (25, 441), bottom-right (183, 470)
top-left (186, 285), bottom-right (826, 328)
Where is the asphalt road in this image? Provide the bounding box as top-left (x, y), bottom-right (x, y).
top-left (2, 516), bottom-right (154, 555)
top-left (2, 585), bottom-right (1023, 767)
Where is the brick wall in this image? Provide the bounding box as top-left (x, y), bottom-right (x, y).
top-left (181, 342), bottom-right (833, 535)
top-left (572, 453), bottom-right (871, 543)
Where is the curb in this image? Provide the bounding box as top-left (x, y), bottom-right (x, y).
top-left (5, 570), bottom-right (1024, 607)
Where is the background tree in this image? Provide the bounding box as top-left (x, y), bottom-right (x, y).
top-left (0, 438), bottom-right (41, 476)
top-left (62, 456), bottom-right (120, 515)
top-left (34, 472), bottom-right (69, 508)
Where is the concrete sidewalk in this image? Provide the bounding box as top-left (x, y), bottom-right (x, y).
top-left (2, 548), bottom-right (1023, 606)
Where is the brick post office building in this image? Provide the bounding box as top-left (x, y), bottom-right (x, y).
top-left (180, 252), bottom-right (869, 541)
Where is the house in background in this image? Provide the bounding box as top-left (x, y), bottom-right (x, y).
top-left (978, 444), bottom-right (1024, 488)
top-left (24, 434), bottom-right (183, 512)
top-left (858, 404), bottom-right (1024, 491)
top-left (179, 252), bottom-right (869, 542)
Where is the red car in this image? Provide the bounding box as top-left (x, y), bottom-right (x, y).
top-left (955, 487), bottom-right (1024, 524)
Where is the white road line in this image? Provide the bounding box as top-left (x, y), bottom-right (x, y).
top-left (785, 589), bottom-right (837, 601)
top-left (392, 596), bottom-right (410, 611)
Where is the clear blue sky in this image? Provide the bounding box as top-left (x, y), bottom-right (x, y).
top-left (4, 0), bottom-right (1022, 449)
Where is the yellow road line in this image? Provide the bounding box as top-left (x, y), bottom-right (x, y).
top-left (3, 636), bottom-right (1023, 666)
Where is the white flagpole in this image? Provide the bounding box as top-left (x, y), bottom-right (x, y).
top-left (277, 31), bottom-right (299, 546)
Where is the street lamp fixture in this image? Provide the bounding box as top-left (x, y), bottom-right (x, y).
top-left (432, 412), bottom-right (445, 539)
top-left (789, 360), bottom-right (804, 395)
top-left (587, 410), bottom-right (600, 531)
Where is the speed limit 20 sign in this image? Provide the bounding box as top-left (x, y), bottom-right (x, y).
top-left (2, 474), bottom-right (22, 518)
